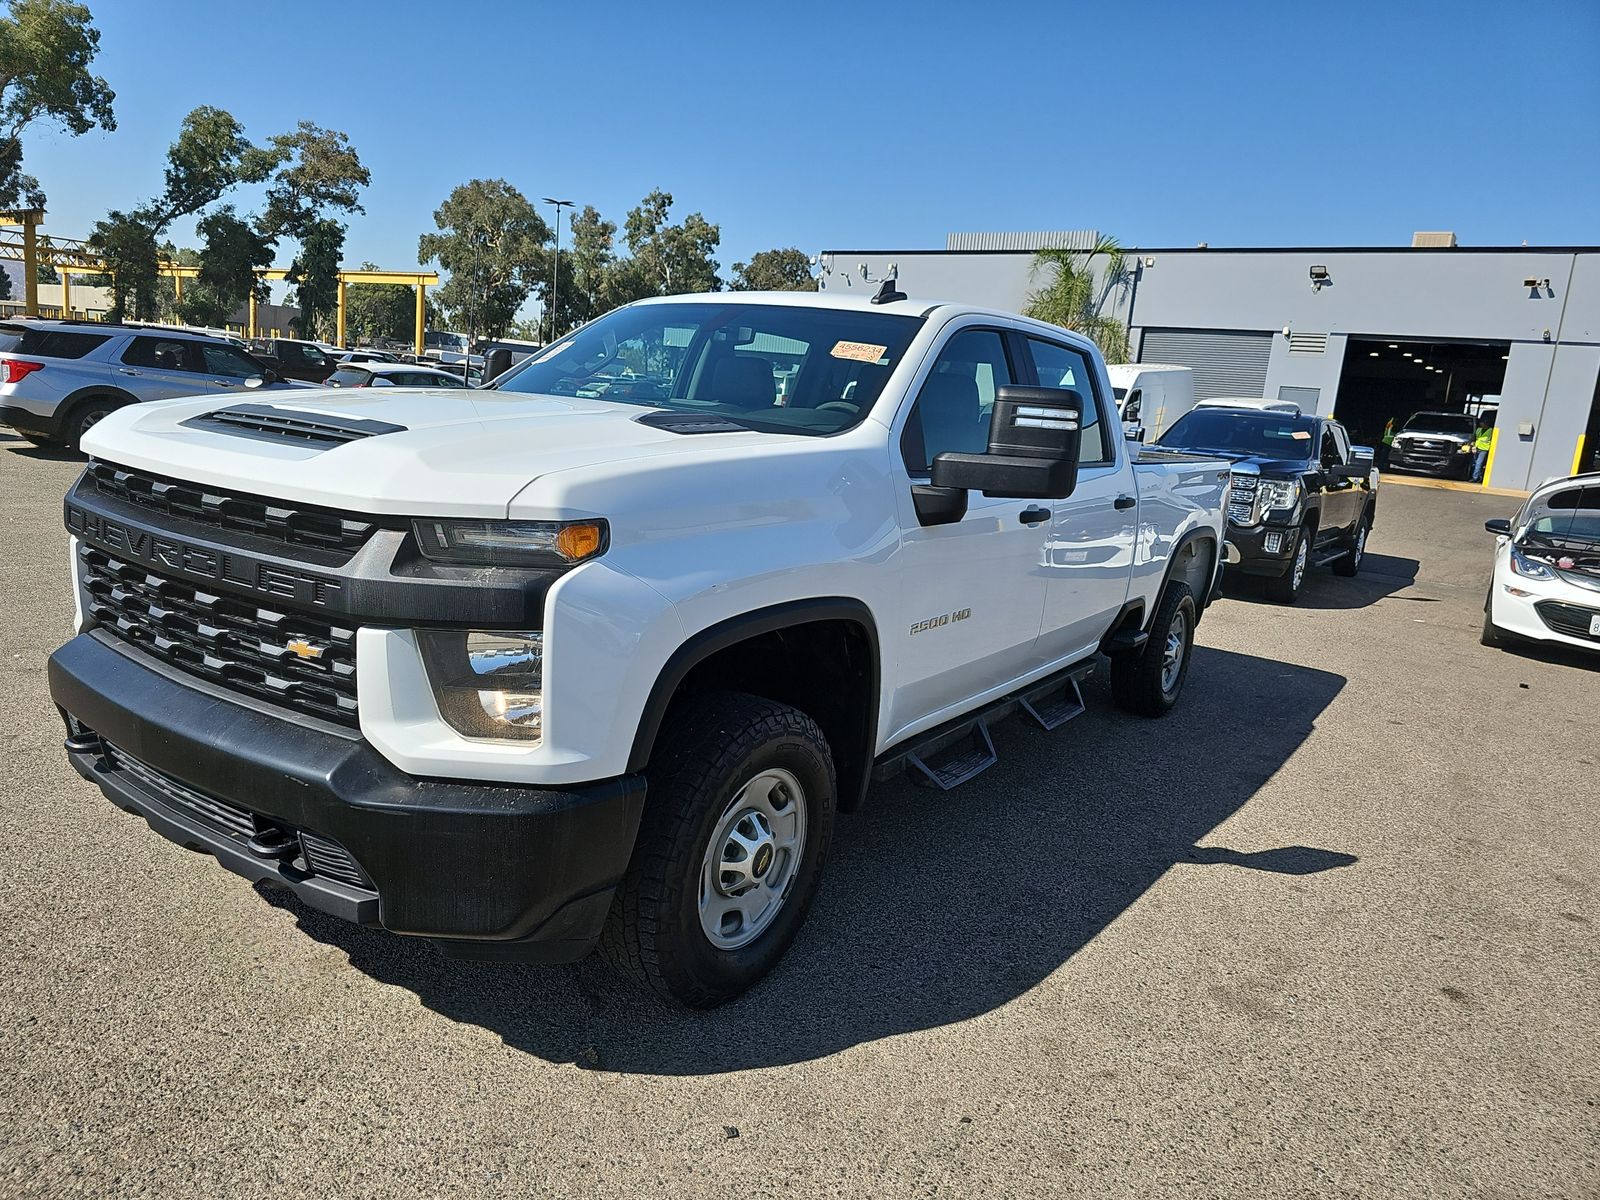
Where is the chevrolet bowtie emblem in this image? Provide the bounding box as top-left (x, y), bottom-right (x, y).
top-left (286, 637), bottom-right (326, 660)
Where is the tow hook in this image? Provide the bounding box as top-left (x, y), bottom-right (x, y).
top-left (246, 828), bottom-right (299, 860)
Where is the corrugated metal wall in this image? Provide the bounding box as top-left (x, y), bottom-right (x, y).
top-left (1138, 329), bottom-right (1274, 399)
top-left (945, 230), bottom-right (1101, 252)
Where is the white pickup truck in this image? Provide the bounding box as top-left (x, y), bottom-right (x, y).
top-left (48, 290), bottom-right (1229, 1006)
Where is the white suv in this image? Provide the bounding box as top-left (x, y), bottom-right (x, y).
top-left (0, 319), bottom-right (296, 450)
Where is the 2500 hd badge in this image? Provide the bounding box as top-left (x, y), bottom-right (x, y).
top-left (910, 608), bottom-right (972, 635)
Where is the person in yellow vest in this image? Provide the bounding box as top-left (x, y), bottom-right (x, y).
top-left (1380, 417), bottom-right (1396, 468)
top-left (1471, 416), bottom-right (1493, 483)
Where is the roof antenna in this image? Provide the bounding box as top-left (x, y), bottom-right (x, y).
top-left (870, 264), bottom-right (906, 305)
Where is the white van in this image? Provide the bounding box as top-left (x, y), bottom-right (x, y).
top-left (1107, 364), bottom-right (1195, 441)
top-left (1195, 397), bottom-right (1302, 415)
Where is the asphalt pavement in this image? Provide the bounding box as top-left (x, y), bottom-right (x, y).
top-left (1, 433), bottom-right (1595, 1198)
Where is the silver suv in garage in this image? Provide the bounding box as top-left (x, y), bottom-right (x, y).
top-left (0, 319), bottom-right (297, 450)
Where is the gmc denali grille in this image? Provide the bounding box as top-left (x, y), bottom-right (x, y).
top-left (100, 741), bottom-right (373, 890)
top-left (1535, 599), bottom-right (1600, 641)
top-left (1227, 474), bottom-right (1258, 525)
top-left (83, 460), bottom-right (384, 556)
top-left (79, 544), bottom-right (359, 726)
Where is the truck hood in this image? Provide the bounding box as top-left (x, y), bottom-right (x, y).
top-left (80, 388), bottom-right (780, 517)
top-left (1193, 453), bottom-right (1313, 476)
top-left (1394, 430), bottom-right (1471, 445)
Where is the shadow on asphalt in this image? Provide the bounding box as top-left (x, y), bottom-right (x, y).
top-left (258, 646), bottom-right (1350, 1074)
top-left (1222, 551), bottom-right (1421, 611)
top-left (0, 431), bottom-right (80, 462)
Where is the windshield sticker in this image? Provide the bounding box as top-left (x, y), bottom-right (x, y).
top-left (1290, 430), bottom-right (1311, 439)
top-left (831, 340), bottom-right (888, 363)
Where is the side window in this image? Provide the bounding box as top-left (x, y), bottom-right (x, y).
top-left (1320, 425), bottom-right (1342, 468)
top-left (1124, 389), bottom-right (1143, 421)
top-left (200, 344), bottom-right (263, 378)
top-left (123, 336), bottom-right (199, 373)
top-left (1331, 423), bottom-right (1352, 462)
top-left (298, 344), bottom-right (327, 365)
top-left (1025, 337), bottom-right (1111, 465)
top-left (900, 328), bottom-right (1013, 475)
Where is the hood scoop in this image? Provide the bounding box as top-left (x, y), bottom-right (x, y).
top-left (634, 410), bottom-right (748, 435)
top-left (180, 403), bottom-right (407, 448)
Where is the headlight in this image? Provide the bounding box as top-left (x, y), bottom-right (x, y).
top-left (414, 518), bottom-right (607, 567)
top-left (1508, 548), bottom-right (1555, 581)
top-left (417, 629), bottom-right (543, 740)
top-left (1258, 478), bottom-right (1301, 513)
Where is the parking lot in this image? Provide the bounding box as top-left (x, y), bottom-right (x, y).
top-left (0, 435), bottom-right (1595, 1198)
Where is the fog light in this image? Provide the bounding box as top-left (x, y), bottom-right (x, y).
top-left (1264, 532), bottom-right (1284, 553)
top-left (416, 629), bottom-right (544, 740)
top-left (1503, 584), bottom-right (1534, 598)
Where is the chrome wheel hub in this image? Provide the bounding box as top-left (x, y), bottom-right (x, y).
top-left (699, 767), bottom-right (807, 950)
top-left (1161, 609), bottom-right (1187, 693)
top-left (1354, 526), bottom-right (1366, 565)
top-left (1292, 539), bottom-right (1308, 590)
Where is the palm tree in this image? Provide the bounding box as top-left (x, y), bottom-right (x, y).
top-left (1023, 235), bottom-right (1131, 362)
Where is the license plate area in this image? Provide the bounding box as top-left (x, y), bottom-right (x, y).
top-left (1589, 614), bottom-right (1600, 637)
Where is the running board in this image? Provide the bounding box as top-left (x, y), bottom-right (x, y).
top-left (1311, 550), bottom-right (1348, 567)
top-left (876, 660), bottom-right (1096, 792)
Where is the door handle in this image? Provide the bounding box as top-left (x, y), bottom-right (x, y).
top-left (117, 367), bottom-right (141, 376)
top-left (1018, 505), bottom-right (1051, 526)
top-left (1114, 494), bottom-right (1137, 510)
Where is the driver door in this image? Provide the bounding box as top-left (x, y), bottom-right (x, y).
top-left (886, 324), bottom-right (1050, 741)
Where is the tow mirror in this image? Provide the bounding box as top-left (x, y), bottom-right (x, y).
top-left (483, 347), bottom-right (513, 383)
top-left (1350, 444), bottom-right (1376, 467)
top-left (1484, 518), bottom-right (1512, 536)
top-left (930, 386), bottom-right (1084, 500)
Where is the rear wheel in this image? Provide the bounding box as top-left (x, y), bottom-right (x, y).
top-left (1264, 527), bottom-right (1310, 603)
top-left (65, 397), bottom-right (118, 452)
top-left (602, 692), bottom-right (835, 1008)
top-left (1111, 582), bottom-right (1196, 717)
top-left (1332, 515), bottom-right (1369, 577)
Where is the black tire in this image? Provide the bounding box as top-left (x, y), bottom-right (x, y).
top-left (1332, 513), bottom-right (1369, 577)
top-left (1264, 526), bottom-right (1310, 603)
top-left (63, 396), bottom-right (120, 452)
top-left (601, 691), bottom-right (836, 1008)
top-left (1111, 582), bottom-right (1197, 717)
top-left (1480, 589), bottom-right (1508, 648)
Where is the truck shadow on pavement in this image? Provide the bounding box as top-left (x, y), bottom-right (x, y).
top-left (262, 645), bottom-right (1350, 1074)
top-left (1223, 552), bottom-right (1421, 611)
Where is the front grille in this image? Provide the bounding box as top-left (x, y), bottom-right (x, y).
top-left (99, 740), bottom-right (373, 890)
top-left (83, 460), bottom-right (385, 557)
top-left (1227, 474), bottom-right (1258, 525)
top-left (80, 544), bottom-right (359, 726)
top-left (1534, 600), bottom-right (1600, 641)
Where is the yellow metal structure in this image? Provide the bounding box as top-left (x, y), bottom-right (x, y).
top-left (0, 209), bottom-right (439, 353)
top-left (1575, 433), bottom-right (1588, 476)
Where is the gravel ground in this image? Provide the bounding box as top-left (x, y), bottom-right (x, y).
top-left (1, 434), bottom-right (1595, 1199)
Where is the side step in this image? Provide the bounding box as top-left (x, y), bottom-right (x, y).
top-left (1019, 672), bottom-right (1087, 731)
top-left (877, 660), bottom-right (1097, 792)
top-left (905, 720), bottom-right (996, 791)
top-left (1311, 550), bottom-right (1349, 568)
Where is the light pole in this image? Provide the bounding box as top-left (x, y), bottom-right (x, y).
top-left (543, 197), bottom-right (574, 344)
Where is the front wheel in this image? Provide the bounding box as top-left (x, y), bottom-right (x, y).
top-left (65, 398), bottom-right (118, 452)
top-left (1111, 582), bottom-right (1197, 717)
top-left (602, 692), bottom-right (836, 1008)
top-left (1264, 527), bottom-right (1310, 603)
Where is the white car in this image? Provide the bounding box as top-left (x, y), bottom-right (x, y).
top-left (324, 361), bottom-right (465, 388)
top-left (1194, 397), bottom-right (1302, 415)
top-left (1481, 471), bottom-right (1600, 655)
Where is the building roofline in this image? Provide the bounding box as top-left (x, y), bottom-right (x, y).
top-left (821, 245), bottom-right (1600, 257)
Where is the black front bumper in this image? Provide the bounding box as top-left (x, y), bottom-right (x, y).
top-left (1224, 521), bottom-right (1301, 578)
top-left (49, 631), bottom-right (646, 962)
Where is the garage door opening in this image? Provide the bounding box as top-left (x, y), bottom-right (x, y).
top-left (1332, 337), bottom-right (1509, 455)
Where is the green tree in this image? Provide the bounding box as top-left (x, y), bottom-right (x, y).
top-left (621, 189), bottom-right (720, 295)
top-left (287, 217), bottom-right (342, 338)
top-left (343, 260), bottom-right (420, 345)
top-left (1023, 236), bottom-right (1131, 362)
top-left (418, 178), bottom-right (549, 341)
top-left (140, 106), bottom-right (273, 231)
top-left (87, 210), bottom-right (159, 320)
top-left (542, 203), bottom-right (615, 335)
top-left (0, 263), bottom-right (13, 300)
top-left (0, 0), bottom-right (116, 209)
top-left (35, 232), bottom-right (57, 282)
top-left (731, 247), bottom-right (816, 291)
top-left (182, 207), bottom-right (271, 327)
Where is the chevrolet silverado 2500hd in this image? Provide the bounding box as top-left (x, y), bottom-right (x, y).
top-left (48, 291), bottom-right (1229, 1007)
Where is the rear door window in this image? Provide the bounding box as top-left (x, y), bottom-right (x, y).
top-left (123, 336), bottom-right (200, 373)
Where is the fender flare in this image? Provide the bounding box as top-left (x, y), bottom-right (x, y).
top-left (626, 597), bottom-right (882, 792)
top-left (1149, 526), bottom-right (1219, 629)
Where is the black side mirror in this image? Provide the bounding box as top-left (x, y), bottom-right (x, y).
top-left (930, 386), bottom-right (1084, 500)
top-left (261, 367), bottom-right (281, 385)
top-left (1484, 518), bottom-right (1512, 535)
top-left (483, 347), bottom-right (513, 383)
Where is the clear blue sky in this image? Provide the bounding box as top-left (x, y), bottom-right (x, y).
top-left (19, 0), bottom-right (1600, 307)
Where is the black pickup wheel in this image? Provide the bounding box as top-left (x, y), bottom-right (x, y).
top-left (1332, 513), bottom-right (1370, 577)
top-left (602, 691), bottom-right (835, 1008)
top-left (1111, 582), bottom-right (1196, 717)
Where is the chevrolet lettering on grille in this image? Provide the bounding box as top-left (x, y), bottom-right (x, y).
top-left (65, 504), bottom-right (344, 608)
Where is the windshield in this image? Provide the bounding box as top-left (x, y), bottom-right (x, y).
top-left (493, 302), bottom-right (923, 436)
top-left (1157, 409), bottom-right (1318, 459)
top-left (1402, 412), bottom-right (1473, 437)
top-left (1522, 484), bottom-right (1600, 550)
